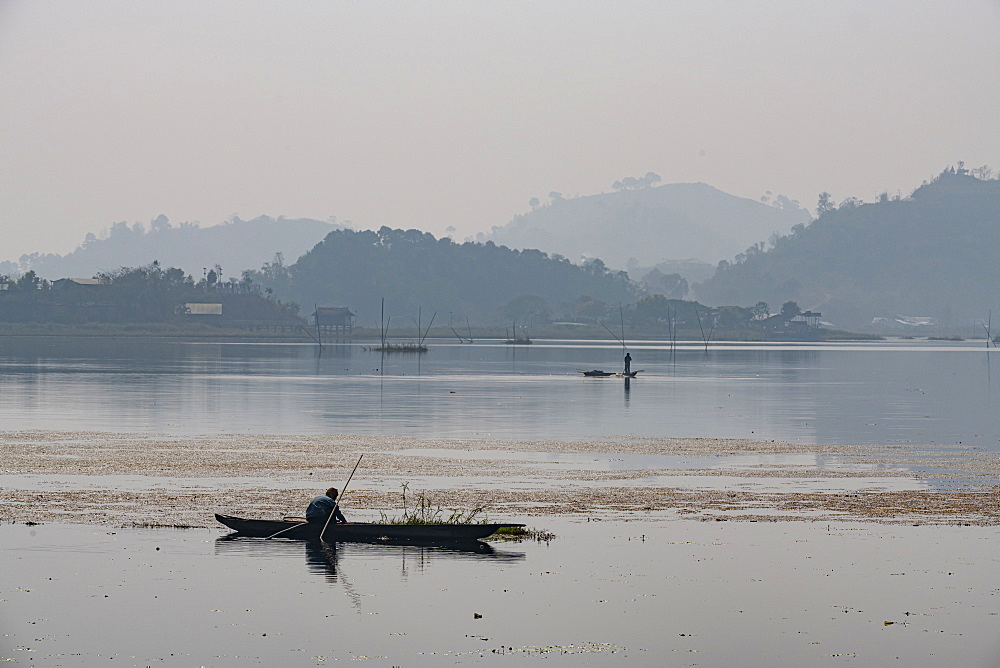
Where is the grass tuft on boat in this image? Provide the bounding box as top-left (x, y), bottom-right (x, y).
top-left (380, 484), bottom-right (488, 525)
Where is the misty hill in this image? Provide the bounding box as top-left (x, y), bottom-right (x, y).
top-left (9, 215), bottom-right (337, 282)
top-left (248, 227), bottom-right (639, 326)
top-left (694, 169), bottom-right (1000, 330)
top-left (485, 182), bottom-right (811, 274)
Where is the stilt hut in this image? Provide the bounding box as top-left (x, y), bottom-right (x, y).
top-left (312, 306), bottom-right (355, 339)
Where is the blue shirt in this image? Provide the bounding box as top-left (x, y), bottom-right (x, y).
top-left (306, 495), bottom-right (346, 523)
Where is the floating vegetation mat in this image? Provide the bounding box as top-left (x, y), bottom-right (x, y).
top-left (1, 430), bottom-right (998, 527)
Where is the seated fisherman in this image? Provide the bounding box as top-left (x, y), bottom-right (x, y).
top-left (306, 487), bottom-right (347, 525)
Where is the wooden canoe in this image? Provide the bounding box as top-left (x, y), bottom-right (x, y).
top-left (215, 514), bottom-right (524, 541)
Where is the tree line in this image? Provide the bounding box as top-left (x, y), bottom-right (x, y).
top-left (0, 262), bottom-right (299, 325)
top-left (2, 224), bottom-right (852, 340)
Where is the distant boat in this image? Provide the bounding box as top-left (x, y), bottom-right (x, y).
top-left (579, 369), bottom-right (642, 378)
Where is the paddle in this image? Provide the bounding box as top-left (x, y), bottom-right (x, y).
top-left (320, 454), bottom-right (364, 542)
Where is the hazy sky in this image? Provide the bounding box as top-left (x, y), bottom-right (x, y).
top-left (2, 0), bottom-right (998, 261)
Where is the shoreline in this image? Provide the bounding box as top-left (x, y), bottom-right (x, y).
top-left (3, 431), bottom-right (997, 529)
top-left (0, 322), bottom-right (884, 342)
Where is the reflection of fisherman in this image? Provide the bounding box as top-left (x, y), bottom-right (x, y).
top-left (304, 538), bottom-right (340, 583)
top-left (624, 352), bottom-right (632, 374)
top-left (306, 487), bottom-right (347, 525)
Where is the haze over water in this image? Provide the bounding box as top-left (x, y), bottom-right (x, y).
top-left (1, 337), bottom-right (996, 449)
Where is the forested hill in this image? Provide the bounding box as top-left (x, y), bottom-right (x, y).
top-left (485, 181), bottom-right (811, 271)
top-left (694, 170), bottom-right (1000, 329)
top-left (249, 227), bottom-right (639, 326)
top-left (7, 215), bottom-right (337, 281)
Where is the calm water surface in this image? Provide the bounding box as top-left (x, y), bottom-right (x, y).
top-left (1, 337), bottom-right (997, 447)
top-left (4, 338), bottom-right (1000, 666)
top-left (3, 520), bottom-right (998, 665)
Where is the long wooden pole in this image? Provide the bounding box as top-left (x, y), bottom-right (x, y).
top-left (314, 303), bottom-right (323, 350)
top-left (619, 304), bottom-right (628, 373)
top-left (320, 454), bottom-right (364, 541)
top-left (619, 304), bottom-right (626, 352)
top-left (694, 303), bottom-right (709, 353)
top-left (672, 308), bottom-right (677, 358)
top-left (420, 312), bottom-right (436, 345)
top-left (265, 520), bottom-right (308, 540)
top-left (599, 320), bottom-right (625, 347)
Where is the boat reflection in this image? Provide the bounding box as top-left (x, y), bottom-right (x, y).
top-left (214, 534), bottom-right (526, 586)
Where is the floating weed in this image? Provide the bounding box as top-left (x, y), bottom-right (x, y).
top-left (487, 642), bottom-right (624, 655)
top-left (490, 526), bottom-right (555, 542)
top-left (131, 522), bottom-right (198, 529)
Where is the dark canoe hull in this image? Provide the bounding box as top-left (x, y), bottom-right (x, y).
top-left (215, 514), bottom-right (523, 541)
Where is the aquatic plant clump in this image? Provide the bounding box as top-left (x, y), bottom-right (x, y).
top-left (369, 343), bottom-right (428, 353)
top-left (490, 525), bottom-right (556, 542)
top-left (380, 484), bottom-right (489, 525)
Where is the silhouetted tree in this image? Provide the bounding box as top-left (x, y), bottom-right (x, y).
top-left (613, 172), bottom-right (661, 191)
top-left (780, 301), bottom-right (801, 319)
top-left (641, 269), bottom-right (688, 299)
top-left (816, 192), bottom-right (835, 216)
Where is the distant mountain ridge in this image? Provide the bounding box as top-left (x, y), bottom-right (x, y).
top-left (6, 215), bottom-right (338, 281)
top-left (486, 182), bottom-right (811, 272)
top-left (694, 170), bottom-right (1000, 330)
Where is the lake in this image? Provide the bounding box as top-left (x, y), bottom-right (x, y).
top-left (2, 336), bottom-right (999, 665)
top-left (4, 518), bottom-right (999, 665)
top-left (0, 336), bottom-right (997, 447)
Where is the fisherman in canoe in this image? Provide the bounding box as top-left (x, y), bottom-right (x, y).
top-left (306, 487), bottom-right (347, 526)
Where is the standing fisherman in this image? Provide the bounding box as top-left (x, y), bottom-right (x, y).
top-left (624, 352), bottom-right (632, 374)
